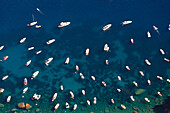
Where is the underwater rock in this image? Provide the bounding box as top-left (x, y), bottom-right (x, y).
top-left (80, 101), bottom-right (84, 104)
top-left (135, 89), bottom-right (146, 95)
top-left (17, 102), bottom-right (25, 109)
top-left (0, 103), bottom-right (4, 108)
top-left (35, 108), bottom-right (40, 112)
top-left (11, 108), bottom-right (18, 111)
top-left (26, 103), bottom-right (32, 109)
top-left (105, 110), bottom-right (109, 113)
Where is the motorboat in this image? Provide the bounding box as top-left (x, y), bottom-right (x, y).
top-left (0, 45), bottom-right (4, 50)
top-left (121, 20), bottom-right (132, 26)
top-left (24, 78), bottom-right (27, 85)
top-left (23, 87), bottom-right (28, 93)
top-left (36, 50), bottom-right (42, 54)
top-left (160, 49), bottom-right (165, 55)
top-left (46, 39), bottom-right (55, 45)
top-left (2, 75), bottom-right (8, 80)
top-left (31, 71), bottom-right (39, 79)
top-left (65, 57), bottom-right (70, 64)
top-left (145, 59), bottom-right (151, 65)
top-left (26, 60), bottom-right (31, 66)
top-left (103, 24), bottom-right (112, 31)
top-left (58, 22), bottom-right (71, 28)
top-left (7, 96), bottom-right (11, 102)
top-left (28, 47), bottom-right (34, 51)
top-left (27, 21), bottom-right (37, 26)
top-left (45, 57), bottom-right (53, 66)
top-left (20, 37), bottom-right (26, 43)
top-left (85, 48), bottom-right (90, 55)
top-left (147, 31), bottom-right (151, 38)
top-left (52, 93), bottom-right (57, 102)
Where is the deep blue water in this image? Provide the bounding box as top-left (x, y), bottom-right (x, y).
top-left (0, 0), bottom-right (170, 113)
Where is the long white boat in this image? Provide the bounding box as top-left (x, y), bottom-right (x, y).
top-left (145, 59), bottom-right (151, 66)
top-left (52, 93), bottom-right (57, 102)
top-left (58, 22), bottom-right (71, 28)
top-left (36, 50), bottom-right (42, 54)
top-left (26, 60), bottom-right (31, 66)
top-left (103, 24), bottom-right (112, 31)
top-left (20, 37), bottom-right (26, 43)
top-left (31, 71), bottom-right (39, 79)
top-left (27, 21), bottom-right (37, 26)
top-left (2, 75), bottom-right (8, 81)
top-left (23, 87), bottom-right (28, 93)
top-left (0, 45), bottom-right (4, 50)
top-left (54, 103), bottom-right (60, 110)
top-left (28, 47), bottom-right (34, 51)
top-left (46, 39), bottom-right (55, 45)
top-left (121, 20), bottom-right (132, 26)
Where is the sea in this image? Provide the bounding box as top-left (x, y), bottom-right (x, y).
top-left (0, 0), bottom-right (170, 113)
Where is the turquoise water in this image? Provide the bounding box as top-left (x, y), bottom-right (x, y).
top-left (0, 0), bottom-right (170, 113)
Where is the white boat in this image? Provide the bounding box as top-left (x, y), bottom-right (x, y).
top-left (80, 73), bottom-right (85, 79)
top-left (35, 25), bottom-right (41, 28)
top-left (70, 91), bottom-right (74, 99)
top-left (164, 58), bottom-right (170, 62)
top-left (27, 21), bottom-right (37, 26)
top-left (31, 71), bottom-right (39, 79)
top-left (54, 103), bottom-right (60, 110)
top-left (145, 59), bottom-right (151, 66)
top-left (139, 71), bottom-right (144, 76)
top-left (131, 38), bottom-right (134, 43)
top-left (46, 39), bottom-right (55, 45)
top-left (73, 104), bottom-right (77, 110)
top-left (20, 37), bottom-right (26, 43)
top-left (121, 20), bottom-right (132, 26)
top-left (28, 47), bottom-right (34, 50)
top-left (153, 25), bottom-right (160, 34)
top-left (111, 99), bottom-right (115, 104)
top-left (160, 49), bottom-right (165, 55)
top-left (65, 102), bottom-right (70, 108)
top-left (0, 45), bottom-right (4, 50)
top-left (0, 88), bottom-right (4, 93)
top-left (85, 48), bottom-right (90, 55)
top-left (23, 87), bottom-right (28, 93)
top-left (24, 78), bottom-right (27, 85)
top-left (25, 60), bottom-right (31, 66)
top-left (153, 25), bottom-right (158, 30)
top-left (168, 24), bottom-right (170, 30)
top-left (65, 57), bottom-right (70, 64)
top-left (2, 75), bottom-right (8, 81)
top-left (104, 44), bottom-right (109, 52)
top-left (103, 24), bottom-right (112, 31)
top-left (52, 93), bottom-right (57, 102)
top-left (58, 22), bottom-right (71, 28)
top-left (147, 31), bottom-right (151, 38)
top-left (125, 66), bottom-right (130, 70)
top-left (36, 50), bottom-right (42, 54)
top-left (60, 85), bottom-right (64, 91)
top-left (91, 76), bottom-right (95, 81)
top-left (7, 96), bottom-right (11, 102)
top-left (87, 100), bottom-right (90, 106)
top-left (33, 93), bottom-right (41, 100)
top-left (45, 57), bottom-right (53, 66)
top-left (82, 90), bottom-right (85, 95)
top-left (76, 65), bottom-right (79, 71)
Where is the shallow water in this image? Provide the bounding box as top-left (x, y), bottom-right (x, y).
top-left (0, 0), bottom-right (170, 113)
